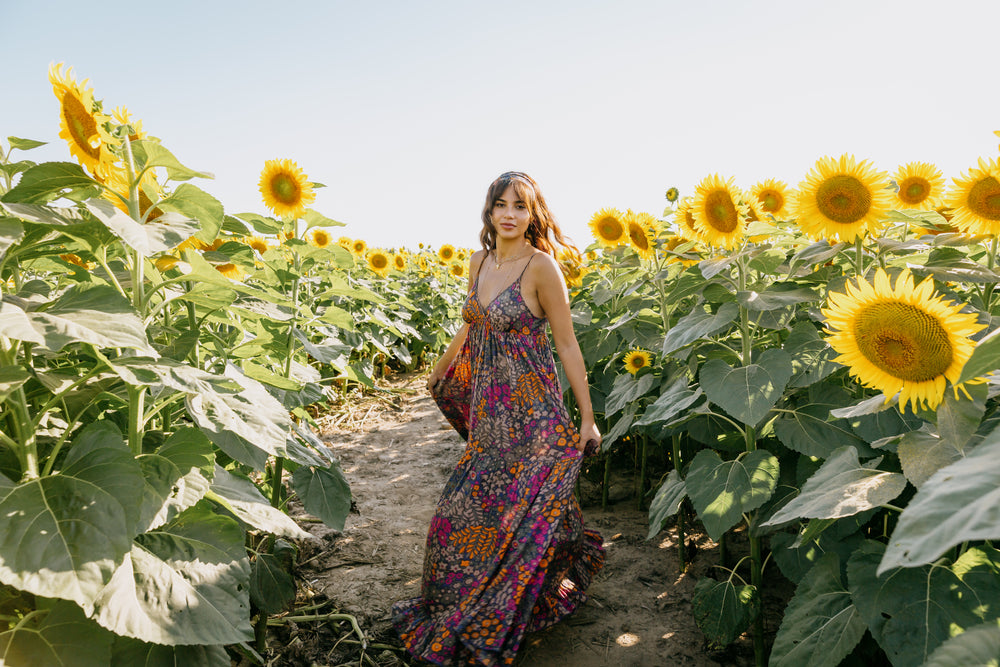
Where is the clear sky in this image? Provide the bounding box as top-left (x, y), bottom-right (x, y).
top-left (3, 0), bottom-right (998, 252)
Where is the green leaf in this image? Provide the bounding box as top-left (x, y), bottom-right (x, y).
top-left (661, 302), bottom-right (738, 356)
top-left (0, 162), bottom-right (97, 204)
top-left (850, 541), bottom-right (1000, 666)
top-left (156, 427), bottom-right (216, 479)
top-left (207, 466), bottom-right (312, 540)
top-left (737, 284), bottom-right (819, 311)
top-left (700, 348), bottom-right (793, 426)
top-left (691, 577), bottom-right (759, 648)
top-left (107, 356), bottom-right (240, 395)
top-left (0, 217), bottom-right (24, 258)
top-left (85, 199), bottom-right (200, 255)
top-left (959, 326), bottom-right (1000, 384)
top-left (156, 183), bottom-right (224, 240)
top-left (686, 449), bottom-right (779, 541)
top-left (769, 553), bottom-right (867, 667)
top-left (634, 378), bottom-right (702, 429)
top-left (250, 553), bottom-right (296, 614)
top-left (762, 447), bottom-right (906, 527)
top-left (936, 380), bottom-right (988, 450)
top-left (783, 322), bottom-right (840, 388)
top-left (91, 503), bottom-right (252, 645)
top-left (111, 638), bottom-right (230, 667)
top-left (880, 428), bottom-right (1000, 572)
top-left (7, 137), bottom-right (47, 151)
top-left (0, 600), bottom-right (113, 667)
top-left (0, 366), bottom-right (31, 402)
top-left (897, 429), bottom-right (964, 489)
top-left (291, 463), bottom-right (352, 532)
top-left (647, 469), bottom-right (686, 540)
top-left (788, 240), bottom-right (847, 276)
top-left (303, 208), bottom-right (346, 230)
top-left (605, 372), bottom-right (655, 416)
top-left (132, 140), bottom-right (213, 182)
top-left (922, 622), bottom-right (1000, 667)
top-left (135, 454), bottom-right (211, 533)
top-left (773, 389), bottom-right (870, 459)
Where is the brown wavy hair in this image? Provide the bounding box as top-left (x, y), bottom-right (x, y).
top-left (479, 172), bottom-right (580, 266)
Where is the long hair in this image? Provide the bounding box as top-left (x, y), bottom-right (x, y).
top-left (479, 172), bottom-right (580, 264)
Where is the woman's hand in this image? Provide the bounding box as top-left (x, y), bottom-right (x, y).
top-left (426, 365), bottom-right (446, 392)
top-left (578, 420), bottom-right (601, 455)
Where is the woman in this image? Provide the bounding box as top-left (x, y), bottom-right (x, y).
top-left (392, 172), bottom-right (604, 665)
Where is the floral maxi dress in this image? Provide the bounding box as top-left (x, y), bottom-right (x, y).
top-left (392, 256), bottom-right (605, 666)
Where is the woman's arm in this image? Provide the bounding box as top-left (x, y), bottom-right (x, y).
top-left (426, 250), bottom-right (483, 391)
top-left (533, 254), bottom-right (600, 452)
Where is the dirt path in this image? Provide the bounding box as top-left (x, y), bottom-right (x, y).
top-left (287, 377), bottom-right (767, 666)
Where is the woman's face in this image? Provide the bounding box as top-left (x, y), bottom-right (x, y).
top-left (492, 185), bottom-right (531, 243)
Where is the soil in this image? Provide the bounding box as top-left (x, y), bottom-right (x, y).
top-left (266, 373), bottom-right (789, 667)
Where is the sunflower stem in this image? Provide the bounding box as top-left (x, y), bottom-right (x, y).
top-left (854, 237), bottom-right (865, 279)
top-left (672, 434), bottom-right (686, 571)
top-left (985, 236), bottom-right (999, 313)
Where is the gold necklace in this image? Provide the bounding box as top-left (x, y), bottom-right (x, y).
top-left (493, 248), bottom-right (532, 270)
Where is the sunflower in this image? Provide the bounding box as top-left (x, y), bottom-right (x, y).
top-left (308, 228), bottom-right (332, 248)
top-left (48, 63), bottom-right (116, 178)
top-left (154, 256), bottom-right (180, 272)
top-left (793, 154), bottom-right (892, 243)
top-left (822, 267), bottom-right (985, 413)
top-left (449, 262), bottom-right (465, 278)
top-left (588, 207), bottom-right (627, 248)
top-left (750, 179), bottom-right (791, 219)
top-left (892, 162), bottom-right (945, 211)
top-left (337, 236), bottom-right (353, 250)
top-left (177, 235), bottom-right (211, 252)
top-left (417, 255), bottom-right (429, 272)
top-left (625, 210), bottom-right (656, 259)
top-left (665, 187), bottom-right (680, 203)
top-left (393, 252), bottom-right (407, 272)
top-left (60, 253), bottom-right (95, 270)
top-left (438, 244), bottom-right (456, 263)
top-left (691, 174), bottom-right (746, 249)
top-left (623, 349), bottom-right (653, 375)
top-left (100, 162), bottom-right (163, 220)
top-left (945, 157), bottom-right (1000, 237)
top-left (215, 263), bottom-right (245, 281)
top-left (351, 238), bottom-right (368, 257)
top-left (112, 106), bottom-right (146, 143)
top-left (258, 158), bottom-right (316, 219)
top-left (367, 249), bottom-right (391, 277)
top-left (244, 235), bottom-right (270, 254)
top-left (673, 197), bottom-right (705, 242)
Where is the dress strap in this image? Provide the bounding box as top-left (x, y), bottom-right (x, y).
top-left (517, 251), bottom-right (538, 280)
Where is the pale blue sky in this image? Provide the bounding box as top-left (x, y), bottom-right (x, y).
top-left (3, 0), bottom-right (998, 251)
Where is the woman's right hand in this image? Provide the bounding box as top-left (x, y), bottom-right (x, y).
top-left (426, 365), bottom-right (446, 392)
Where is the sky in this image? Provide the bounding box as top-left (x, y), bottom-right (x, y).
top-left (2, 0), bottom-right (999, 252)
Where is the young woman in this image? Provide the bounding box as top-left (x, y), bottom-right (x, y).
top-left (392, 171), bottom-right (604, 665)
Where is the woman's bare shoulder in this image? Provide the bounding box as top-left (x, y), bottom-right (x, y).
top-left (527, 251), bottom-right (561, 277)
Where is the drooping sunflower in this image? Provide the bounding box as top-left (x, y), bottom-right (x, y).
top-left (351, 238), bottom-right (368, 257)
top-left (750, 179), bottom-right (791, 219)
top-left (892, 161), bottom-right (945, 211)
top-left (100, 162), bottom-right (164, 220)
top-left (438, 244), bottom-right (456, 263)
top-left (588, 207), bottom-right (627, 248)
top-left (691, 174), bottom-right (746, 249)
top-left (625, 211), bottom-right (656, 259)
top-left (258, 158), bottom-right (316, 219)
top-left (337, 236), bottom-right (353, 250)
top-left (673, 197), bottom-right (705, 243)
top-left (48, 63), bottom-right (116, 178)
top-left (662, 234), bottom-right (699, 267)
top-left (945, 157), bottom-right (1000, 237)
top-left (367, 249), bottom-right (391, 277)
top-left (822, 267), bottom-right (985, 413)
top-left (665, 187), bottom-right (680, 203)
top-left (244, 235), bottom-right (271, 254)
top-left (308, 228), bottom-right (332, 248)
top-left (623, 349), bottom-right (653, 375)
top-left (793, 154), bottom-right (892, 243)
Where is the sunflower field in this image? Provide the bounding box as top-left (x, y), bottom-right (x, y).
top-left (3, 63), bottom-right (1000, 667)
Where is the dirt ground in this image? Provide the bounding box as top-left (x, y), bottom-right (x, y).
top-left (269, 374), bottom-right (787, 666)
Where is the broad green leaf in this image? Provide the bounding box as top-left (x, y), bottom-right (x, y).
top-left (207, 466), bottom-right (311, 540)
top-left (302, 208), bottom-right (345, 230)
top-left (850, 541), bottom-right (1000, 666)
top-left (830, 394), bottom-right (894, 419)
top-left (959, 326), bottom-right (1000, 384)
top-left (770, 553), bottom-right (867, 667)
top-left (0, 366), bottom-right (30, 402)
top-left (922, 622), bottom-right (1000, 667)
top-left (661, 302), bottom-right (738, 355)
top-left (700, 348), bottom-right (793, 426)
top-left (111, 638), bottom-right (230, 667)
top-left (762, 447), bottom-right (906, 527)
top-left (0, 600), bottom-right (113, 667)
top-left (737, 284), bottom-right (819, 311)
top-left (107, 356), bottom-right (240, 395)
top-left (936, 380), bottom-right (988, 450)
top-left (132, 140), bottom-right (213, 181)
top-left (691, 578), bottom-right (759, 648)
top-left (880, 428), bottom-right (1000, 571)
top-left (897, 429), bottom-right (964, 489)
top-left (85, 200), bottom-right (200, 255)
top-left (647, 470), bottom-right (686, 540)
top-left (0, 300), bottom-right (49, 345)
top-left (784, 322), bottom-right (840, 388)
top-left (242, 360), bottom-right (304, 391)
top-left (769, 523), bottom-right (867, 585)
top-left (773, 390), bottom-right (870, 459)
top-left (156, 183), bottom-right (224, 240)
top-left (91, 503), bottom-right (252, 645)
top-left (250, 553), bottom-right (296, 615)
top-left (156, 427), bottom-right (216, 479)
top-left (787, 239), bottom-right (846, 276)
top-left (634, 378), bottom-right (702, 429)
top-left (0, 162), bottom-right (97, 204)
top-left (605, 372), bottom-right (655, 416)
top-left (135, 454), bottom-right (211, 533)
top-left (686, 449), bottom-right (779, 541)
top-left (6, 137), bottom-right (47, 151)
top-left (0, 217), bottom-right (24, 258)
top-left (291, 463), bottom-right (352, 531)
top-left (0, 202), bottom-right (87, 227)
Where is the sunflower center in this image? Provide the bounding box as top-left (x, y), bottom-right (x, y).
top-left (816, 175), bottom-right (871, 224)
top-left (759, 190), bottom-right (784, 213)
top-left (704, 191), bottom-right (738, 233)
top-left (629, 225), bottom-right (649, 250)
top-left (853, 301), bottom-right (953, 382)
top-left (899, 177), bottom-right (930, 205)
top-left (62, 92), bottom-right (100, 158)
top-left (599, 217), bottom-right (623, 240)
top-left (270, 173), bottom-right (301, 204)
top-left (967, 175), bottom-right (1000, 221)
top-left (372, 255), bottom-right (388, 269)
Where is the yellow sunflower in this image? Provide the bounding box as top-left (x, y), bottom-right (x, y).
top-left (48, 63), bottom-right (116, 178)
top-left (438, 244), bottom-right (456, 263)
top-left (588, 207), bottom-right (627, 248)
top-left (258, 158), bottom-right (316, 219)
top-left (393, 252), bottom-right (407, 272)
top-left (945, 157), bottom-right (1000, 237)
top-left (59, 253), bottom-right (95, 270)
top-left (215, 263), bottom-right (245, 281)
top-left (892, 161), bottom-right (945, 211)
top-left (750, 179), bottom-right (791, 219)
top-left (351, 238), bottom-right (368, 257)
top-left (112, 106), bottom-right (146, 142)
top-left (793, 154), bottom-right (892, 243)
top-left (691, 174), bottom-right (746, 249)
top-left (625, 210), bottom-right (656, 259)
top-left (623, 349), bottom-right (653, 375)
top-left (367, 249), bottom-right (391, 277)
top-left (673, 197), bottom-right (704, 242)
top-left (154, 256), bottom-right (180, 272)
top-left (822, 267), bottom-right (985, 413)
top-left (449, 262), bottom-right (465, 278)
top-left (662, 234), bottom-right (700, 267)
top-left (244, 235), bottom-right (271, 254)
top-left (665, 187), bottom-right (680, 203)
top-left (100, 162), bottom-right (163, 220)
top-left (417, 255), bottom-right (429, 272)
top-left (308, 228), bottom-right (333, 248)
top-left (337, 236), bottom-right (353, 250)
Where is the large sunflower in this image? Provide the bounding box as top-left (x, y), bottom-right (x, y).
top-left (691, 174), bottom-right (746, 249)
top-left (750, 178), bottom-right (791, 219)
top-left (588, 208), bottom-right (627, 248)
top-left (892, 161), bottom-right (945, 211)
top-left (945, 157), bottom-right (1000, 237)
top-left (822, 267), bottom-right (984, 413)
top-left (793, 154), bottom-right (892, 243)
top-left (259, 158), bottom-right (316, 218)
top-left (48, 63), bottom-right (116, 178)
top-left (367, 249), bottom-right (391, 277)
top-left (623, 349), bottom-right (653, 375)
top-left (674, 197), bottom-right (705, 243)
top-left (625, 211), bottom-right (656, 259)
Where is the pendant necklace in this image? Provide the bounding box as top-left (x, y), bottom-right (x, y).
top-left (493, 248), bottom-right (532, 270)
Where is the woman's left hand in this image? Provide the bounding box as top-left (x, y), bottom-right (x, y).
top-left (578, 420), bottom-right (601, 456)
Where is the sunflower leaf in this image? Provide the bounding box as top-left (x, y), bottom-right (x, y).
top-left (958, 325), bottom-right (1000, 384)
top-left (686, 449), bottom-right (779, 541)
top-left (691, 578), bottom-right (759, 649)
top-left (647, 469), bottom-right (686, 540)
top-left (156, 183), bottom-right (224, 240)
top-left (6, 136), bottom-right (47, 151)
top-left (0, 162), bottom-right (97, 204)
top-left (0, 600), bottom-right (113, 667)
top-left (661, 302), bottom-right (739, 356)
top-left (921, 622), bottom-right (1000, 667)
top-left (737, 285), bottom-right (819, 312)
top-left (699, 348), bottom-right (792, 427)
top-left (783, 322), bottom-right (841, 388)
top-left (131, 140), bottom-right (213, 182)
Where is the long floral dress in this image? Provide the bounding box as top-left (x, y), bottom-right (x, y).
top-left (392, 256), bottom-right (605, 666)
